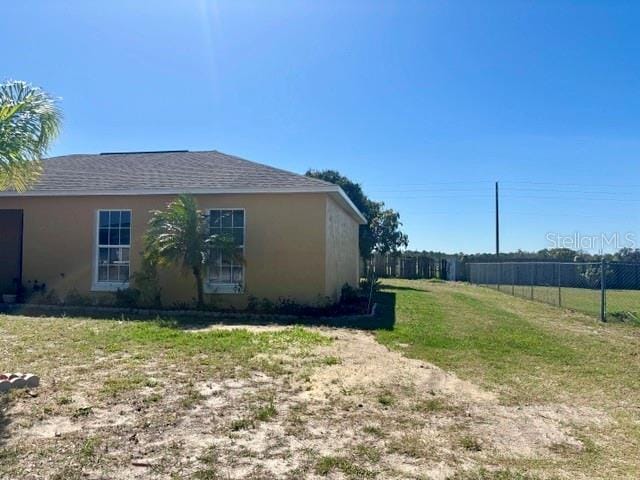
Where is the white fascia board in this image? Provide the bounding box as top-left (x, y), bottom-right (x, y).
top-left (330, 190), bottom-right (368, 224)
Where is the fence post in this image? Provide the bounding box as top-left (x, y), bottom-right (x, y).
top-left (558, 263), bottom-right (562, 307)
top-left (600, 260), bottom-right (607, 322)
top-left (530, 263), bottom-right (534, 299)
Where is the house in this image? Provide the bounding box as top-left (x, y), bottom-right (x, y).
top-left (0, 150), bottom-right (366, 307)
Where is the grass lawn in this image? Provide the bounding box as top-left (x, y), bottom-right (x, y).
top-left (484, 283), bottom-right (640, 319)
top-left (376, 279), bottom-right (640, 479)
top-left (2, 281), bottom-right (640, 479)
top-left (0, 317), bottom-right (330, 479)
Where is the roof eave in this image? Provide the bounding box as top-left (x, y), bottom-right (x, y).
top-left (330, 189), bottom-right (368, 225)
top-left (0, 186), bottom-right (368, 224)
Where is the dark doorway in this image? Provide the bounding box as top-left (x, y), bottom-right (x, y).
top-left (0, 210), bottom-right (23, 297)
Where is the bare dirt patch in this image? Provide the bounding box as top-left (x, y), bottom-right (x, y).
top-left (292, 329), bottom-right (608, 474)
top-left (1, 320), bottom-right (610, 479)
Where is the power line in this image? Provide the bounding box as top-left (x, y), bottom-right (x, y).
top-left (370, 186), bottom-right (640, 196)
top-left (367, 182), bottom-right (640, 195)
top-left (502, 180), bottom-right (640, 189)
top-left (367, 179), bottom-right (640, 189)
top-left (399, 210), bottom-right (637, 219)
top-left (369, 184), bottom-right (640, 195)
top-left (499, 194), bottom-right (640, 204)
top-left (364, 180), bottom-right (493, 187)
top-left (378, 193), bottom-right (640, 203)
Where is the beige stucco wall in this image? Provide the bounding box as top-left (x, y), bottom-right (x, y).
top-left (0, 192), bottom-right (342, 307)
top-left (324, 196), bottom-right (360, 300)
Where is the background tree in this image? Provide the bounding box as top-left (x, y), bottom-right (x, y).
top-left (144, 194), bottom-right (241, 307)
top-left (0, 80), bottom-right (61, 191)
top-left (612, 248), bottom-right (640, 263)
top-left (305, 169), bottom-right (408, 259)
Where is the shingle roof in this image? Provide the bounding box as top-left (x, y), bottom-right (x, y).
top-left (0, 150), bottom-right (367, 223)
top-left (21, 150), bottom-right (334, 193)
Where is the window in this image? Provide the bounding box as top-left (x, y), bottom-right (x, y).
top-left (93, 210), bottom-right (131, 290)
top-left (206, 209), bottom-right (244, 293)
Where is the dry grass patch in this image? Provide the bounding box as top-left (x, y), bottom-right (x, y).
top-left (376, 279), bottom-right (640, 479)
top-left (0, 317), bottom-right (328, 479)
top-left (314, 454), bottom-right (376, 478)
top-left (387, 433), bottom-right (433, 459)
top-left (4, 282), bottom-right (634, 479)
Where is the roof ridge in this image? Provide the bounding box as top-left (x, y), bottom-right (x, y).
top-left (99, 150), bottom-right (189, 155)
top-left (204, 150), bottom-right (334, 187)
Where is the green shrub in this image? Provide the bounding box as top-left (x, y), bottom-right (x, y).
top-left (64, 289), bottom-right (94, 306)
top-left (340, 283), bottom-right (361, 303)
top-left (114, 288), bottom-right (141, 308)
top-left (131, 257), bottom-right (162, 308)
top-left (28, 289), bottom-right (60, 305)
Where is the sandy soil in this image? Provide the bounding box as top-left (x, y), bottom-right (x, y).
top-left (1, 326), bottom-right (608, 479)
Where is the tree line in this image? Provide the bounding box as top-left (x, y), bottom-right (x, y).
top-left (403, 247), bottom-right (640, 264)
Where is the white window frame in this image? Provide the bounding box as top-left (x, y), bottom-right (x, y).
top-left (92, 209), bottom-right (132, 292)
top-left (204, 208), bottom-right (245, 294)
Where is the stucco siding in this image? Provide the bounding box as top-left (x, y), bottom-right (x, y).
top-left (324, 196), bottom-right (360, 300)
top-left (0, 193), bottom-right (328, 307)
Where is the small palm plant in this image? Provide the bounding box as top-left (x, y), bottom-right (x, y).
top-left (0, 80), bottom-right (62, 192)
top-left (144, 194), bottom-right (241, 307)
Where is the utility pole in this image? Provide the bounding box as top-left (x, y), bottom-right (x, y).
top-left (495, 181), bottom-right (500, 259)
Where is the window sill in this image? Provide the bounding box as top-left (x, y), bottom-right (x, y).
top-left (91, 282), bottom-right (129, 292)
top-left (204, 283), bottom-right (244, 295)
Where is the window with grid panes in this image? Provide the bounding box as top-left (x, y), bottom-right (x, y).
top-left (206, 209), bottom-right (244, 293)
top-left (94, 210), bottom-right (131, 289)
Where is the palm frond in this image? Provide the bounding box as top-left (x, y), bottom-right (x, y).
top-left (0, 80), bottom-right (62, 192)
top-left (144, 194), bottom-right (208, 272)
top-left (203, 233), bottom-right (245, 265)
top-left (144, 194), bottom-right (247, 306)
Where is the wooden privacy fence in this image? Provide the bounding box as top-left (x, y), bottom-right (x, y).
top-left (362, 254), bottom-right (461, 280)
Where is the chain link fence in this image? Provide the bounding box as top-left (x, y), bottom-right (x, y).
top-left (468, 261), bottom-right (640, 321)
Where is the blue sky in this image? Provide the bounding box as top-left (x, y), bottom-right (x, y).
top-left (3, 1), bottom-right (640, 254)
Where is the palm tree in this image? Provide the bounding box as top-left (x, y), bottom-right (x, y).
top-left (144, 194), bottom-right (242, 307)
top-left (0, 80), bottom-right (62, 192)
